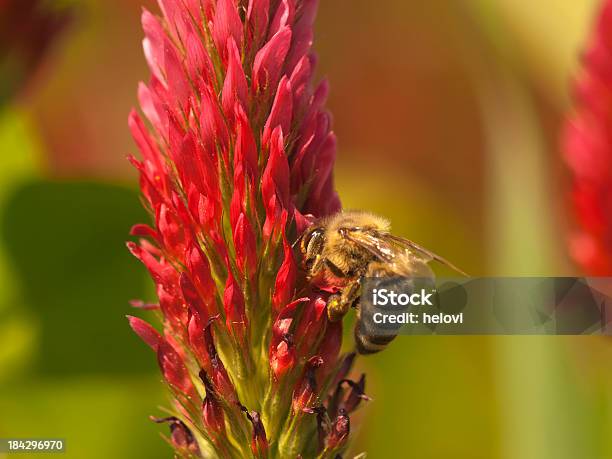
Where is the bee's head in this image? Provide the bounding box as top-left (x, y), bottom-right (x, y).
top-left (298, 225), bottom-right (326, 269)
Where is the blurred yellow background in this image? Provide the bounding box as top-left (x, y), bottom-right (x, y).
top-left (1, 0), bottom-right (612, 458)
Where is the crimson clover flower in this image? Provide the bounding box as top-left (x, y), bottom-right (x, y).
top-left (564, 0), bottom-right (612, 275)
top-left (126, 1), bottom-right (367, 457)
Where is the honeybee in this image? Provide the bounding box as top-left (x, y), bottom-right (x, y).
top-left (298, 211), bottom-right (466, 354)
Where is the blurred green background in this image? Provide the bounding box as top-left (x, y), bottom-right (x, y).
top-left (2, 0), bottom-right (612, 458)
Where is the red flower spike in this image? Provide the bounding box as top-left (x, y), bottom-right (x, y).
top-left (127, 0), bottom-right (361, 454)
top-left (127, 315), bottom-right (162, 350)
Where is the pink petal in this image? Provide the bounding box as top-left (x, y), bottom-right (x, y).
top-left (262, 76), bottom-right (293, 146)
top-left (268, 0), bottom-right (295, 39)
top-left (247, 0), bottom-right (270, 44)
top-left (213, 0), bottom-right (243, 61)
top-left (272, 223), bottom-right (297, 313)
top-left (222, 38), bottom-right (249, 121)
top-left (127, 316), bottom-right (162, 350)
top-left (253, 26), bottom-right (292, 92)
top-left (233, 212), bottom-right (258, 277)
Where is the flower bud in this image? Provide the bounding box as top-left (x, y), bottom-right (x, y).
top-left (270, 333), bottom-right (295, 381)
top-left (200, 370), bottom-right (225, 435)
top-left (292, 356), bottom-right (323, 412)
top-left (203, 317), bottom-right (237, 402)
top-left (328, 375), bottom-right (370, 419)
top-left (326, 409), bottom-right (350, 451)
top-left (342, 374), bottom-right (370, 413)
top-left (150, 416), bottom-right (200, 456)
top-left (242, 408), bottom-right (268, 457)
top-left (303, 405), bottom-right (329, 452)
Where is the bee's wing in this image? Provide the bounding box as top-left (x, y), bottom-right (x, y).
top-left (340, 229), bottom-right (400, 262)
top-left (341, 229), bottom-right (435, 277)
top-left (384, 234), bottom-right (468, 276)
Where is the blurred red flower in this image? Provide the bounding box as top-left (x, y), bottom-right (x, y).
top-left (0, 0), bottom-right (71, 103)
top-left (564, 0), bottom-right (612, 275)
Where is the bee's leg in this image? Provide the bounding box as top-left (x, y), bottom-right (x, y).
top-left (327, 278), bottom-right (361, 322)
top-left (307, 255), bottom-right (326, 278)
top-left (324, 259), bottom-right (347, 278)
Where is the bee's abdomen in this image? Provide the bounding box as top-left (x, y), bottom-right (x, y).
top-left (354, 326), bottom-right (396, 355)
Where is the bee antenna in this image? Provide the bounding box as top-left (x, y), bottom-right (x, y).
top-left (291, 233), bottom-right (303, 250)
